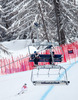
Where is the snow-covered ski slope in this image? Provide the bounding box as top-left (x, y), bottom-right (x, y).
top-left (0, 60), bottom-right (78, 100)
top-left (0, 39), bottom-right (78, 100)
top-left (0, 39), bottom-right (37, 58)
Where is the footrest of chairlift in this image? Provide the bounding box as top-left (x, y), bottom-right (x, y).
top-left (33, 81), bottom-right (70, 85)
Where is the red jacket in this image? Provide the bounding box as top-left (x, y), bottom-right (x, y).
top-left (23, 85), bottom-right (27, 89)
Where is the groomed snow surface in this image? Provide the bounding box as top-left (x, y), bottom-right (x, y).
top-left (0, 60), bottom-right (78, 100)
top-left (0, 39), bottom-right (37, 58)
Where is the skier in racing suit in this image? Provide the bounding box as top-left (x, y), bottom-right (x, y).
top-left (18, 83), bottom-right (27, 95)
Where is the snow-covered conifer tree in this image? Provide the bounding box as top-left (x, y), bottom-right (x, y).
top-left (0, 0), bottom-right (78, 44)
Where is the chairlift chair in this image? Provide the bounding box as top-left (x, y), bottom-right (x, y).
top-left (28, 42), bottom-right (70, 85)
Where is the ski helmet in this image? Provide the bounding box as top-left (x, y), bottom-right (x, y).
top-left (34, 51), bottom-right (36, 53)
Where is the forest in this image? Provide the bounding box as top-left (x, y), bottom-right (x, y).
top-left (0, 0), bottom-right (78, 45)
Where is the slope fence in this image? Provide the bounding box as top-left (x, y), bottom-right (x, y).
top-left (0, 41), bottom-right (78, 75)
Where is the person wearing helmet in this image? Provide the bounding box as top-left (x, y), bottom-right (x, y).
top-left (34, 51), bottom-right (37, 54)
top-left (34, 51), bottom-right (40, 66)
top-left (49, 52), bottom-right (55, 64)
top-left (18, 83), bottom-right (27, 95)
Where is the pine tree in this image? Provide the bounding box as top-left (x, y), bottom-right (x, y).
top-left (0, 0), bottom-right (78, 45)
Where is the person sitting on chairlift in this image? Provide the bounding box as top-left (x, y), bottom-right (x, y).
top-left (33, 51), bottom-right (40, 66)
top-left (49, 52), bottom-right (54, 64)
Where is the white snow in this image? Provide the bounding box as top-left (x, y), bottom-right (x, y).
top-left (0, 61), bottom-right (78, 100)
top-left (0, 5), bottom-right (3, 12)
top-left (0, 39), bottom-right (78, 100)
top-left (0, 24), bottom-right (7, 31)
top-left (0, 39), bottom-right (37, 58)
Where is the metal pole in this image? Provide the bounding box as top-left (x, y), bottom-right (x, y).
top-left (50, 48), bottom-right (54, 64)
top-left (28, 45), bottom-right (30, 56)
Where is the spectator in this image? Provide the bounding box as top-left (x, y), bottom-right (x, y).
top-left (33, 51), bottom-right (40, 66)
top-left (49, 52), bottom-right (54, 64)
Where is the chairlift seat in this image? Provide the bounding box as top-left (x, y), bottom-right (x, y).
top-left (29, 54), bottom-right (62, 62)
top-left (32, 80), bottom-right (70, 85)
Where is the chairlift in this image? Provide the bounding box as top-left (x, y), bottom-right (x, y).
top-left (28, 42), bottom-right (70, 85)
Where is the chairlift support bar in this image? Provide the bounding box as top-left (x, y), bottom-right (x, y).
top-left (28, 42), bottom-right (64, 59)
top-left (28, 42), bottom-right (53, 47)
top-left (29, 43), bottom-right (69, 86)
